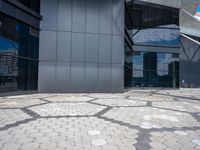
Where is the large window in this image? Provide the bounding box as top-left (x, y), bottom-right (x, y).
top-left (124, 2), bottom-right (180, 88)
top-left (132, 4), bottom-right (179, 28)
top-left (133, 26), bottom-right (180, 47)
top-left (131, 52), bottom-right (179, 88)
top-left (132, 4), bottom-right (180, 48)
top-left (0, 13), bottom-right (39, 92)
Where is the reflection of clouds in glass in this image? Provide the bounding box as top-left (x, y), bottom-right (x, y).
top-left (133, 54), bottom-right (143, 77)
top-left (133, 70), bottom-right (143, 77)
top-left (133, 55), bottom-right (143, 69)
top-left (157, 54), bottom-right (170, 76)
top-left (157, 53), bottom-right (177, 76)
top-left (133, 25), bottom-right (179, 46)
top-left (132, 52), bottom-right (178, 77)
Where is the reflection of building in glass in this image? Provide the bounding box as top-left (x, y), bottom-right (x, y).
top-left (124, 1), bottom-right (181, 88)
top-left (0, 12), bottom-right (39, 92)
top-left (143, 52), bottom-right (157, 86)
top-left (131, 52), bottom-right (179, 88)
top-left (0, 51), bottom-right (18, 76)
top-left (1, 0), bottom-right (199, 92)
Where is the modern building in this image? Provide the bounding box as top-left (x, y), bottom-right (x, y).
top-left (0, 0), bottom-right (199, 93)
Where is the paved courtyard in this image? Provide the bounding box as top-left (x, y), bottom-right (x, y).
top-left (0, 89), bottom-right (200, 150)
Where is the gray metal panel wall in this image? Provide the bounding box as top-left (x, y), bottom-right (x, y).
top-left (180, 36), bottom-right (200, 88)
top-left (38, 0), bottom-right (124, 93)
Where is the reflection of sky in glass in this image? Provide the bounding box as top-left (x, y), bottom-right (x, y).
top-left (132, 53), bottom-right (144, 77)
top-left (0, 36), bottom-right (18, 51)
top-left (132, 52), bottom-right (178, 77)
top-left (157, 53), bottom-right (170, 76)
top-left (133, 24), bottom-right (180, 47)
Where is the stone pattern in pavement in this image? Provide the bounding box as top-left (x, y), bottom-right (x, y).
top-left (28, 103), bottom-right (106, 116)
top-left (0, 89), bottom-right (200, 150)
top-left (0, 109), bottom-right (31, 128)
top-left (0, 99), bottom-right (45, 108)
top-left (44, 95), bottom-right (93, 102)
top-left (103, 107), bottom-right (200, 128)
top-left (152, 101), bottom-right (200, 112)
top-left (92, 98), bottom-right (147, 107)
top-left (150, 130), bottom-right (200, 150)
top-left (0, 117), bottom-right (138, 150)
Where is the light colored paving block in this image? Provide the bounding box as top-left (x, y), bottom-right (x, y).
top-left (44, 94), bottom-right (94, 102)
top-left (128, 94), bottom-right (174, 102)
top-left (92, 98), bottom-right (146, 107)
top-left (88, 93), bottom-right (127, 99)
top-left (0, 99), bottom-right (45, 108)
top-left (0, 117), bottom-right (138, 150)
top-left (28, 103), bottom-right (106, 116)
top-left (103, 107), bottom-right (200, 128)
top-left (150, 130), bottom-right (200, 150)
top-left (0, 109), bottom-right (32, 128)
top-left (152, 101), bottom-right (200, 113)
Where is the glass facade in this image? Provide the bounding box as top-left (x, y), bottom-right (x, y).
top-left (131, 4), bottom-right (179, 28)
top-left (132, 4), bottom-right (180, 48)
top-left (133, 26), bottom-right (180, 47)
top-left (125, 3), bottom-right (180, 88)
top-left (0, 13), bottom-right (39, 92)
top-left (125, 50), bottom-right (179, 88)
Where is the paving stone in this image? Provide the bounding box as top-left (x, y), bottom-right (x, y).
top-left (192, 139), bottom-right (200, 146)
top-left (92, 98), bottom-right (146, 107)
top-left (0, 90), bottom-right (200, 150)
top-left (152, 101), bottom-right (200, 112)
top-left (28, 103), bottom-right (106, 116)
top-left (0, 99), bottom-right (45, 108)
top-left (0, 117), bottom-right (138, 150)
top-left (174, 131), bottom-right (188, 136)
top-left (150, 130), bottom-right (200, 150)
top-left (88, 130), bottom-right (101, 136)
top-left (103, 107), bottom-right (200, 128)
top-left (0, 109), bottom-right (32, 128)
top-left (44, 94), bottom-right (94, 102)
top-left (91, 139), bottom-right (107, 146)
top-left (149, 142), bottom-right (166, 149)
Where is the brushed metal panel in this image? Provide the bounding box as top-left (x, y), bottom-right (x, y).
top-left (72, 0), bottom-right (86, 32)
top-left (57, 31), bottom-right (71, 62)
top-left (86, 33), bottom-right (98, 63)
top-left (40, 0), bottom-right (58, 30)
top-left (56, 62), bottom-right (70, 92)
top-left (99, 0), bottom-right (112, 34)
top-left (58, 0), bottom-right (72, 31)
top-left (70, 63), bottom-right (85, 92)
top-left (38, 61), bottom-right (56, 92)
top-left (86, 0), bottom-right (99, 33)
top-left (112, 35), bottom-right (124, 64)
top-left (112, 64), bottom-right (124, 92)
top-left (99, 34), bottom-right (112, 63)
top-left (99, 64), bottom-right (112, 92)
top-left (85, 63), bottom-right (98, 92)
top-left (39, 31), bottom-right (57, 61)
top-left (71, 33), bottom-right (85, 63)
top-left (113, 0), bottom-right (124, 35)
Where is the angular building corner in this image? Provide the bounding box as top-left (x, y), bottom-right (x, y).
top-left (0, 0), bottom-right (200, 93)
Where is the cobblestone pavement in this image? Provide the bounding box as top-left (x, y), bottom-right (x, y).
top-left (0, 89), bottom-right (200, 150)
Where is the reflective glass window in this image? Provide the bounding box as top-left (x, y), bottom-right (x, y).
top-left (0, 13), bottom-right (39, 92)
top-left (126, 52), bottom-right (179, 88)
